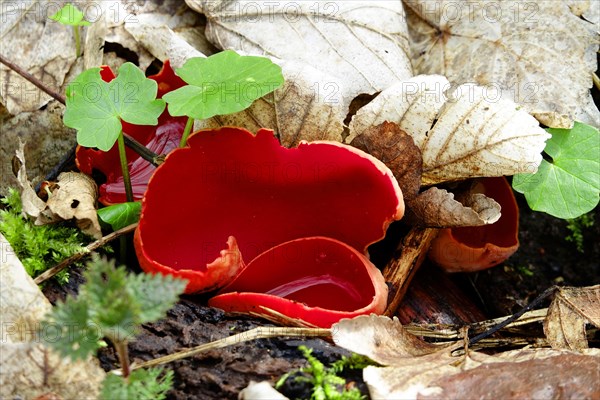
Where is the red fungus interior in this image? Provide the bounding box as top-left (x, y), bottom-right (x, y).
top-left (139, 127), bottom-right (402, 272)
top-left (217, 237), bottom-right (374, 311)
top-left (451, 177), bottom-right (519, 248)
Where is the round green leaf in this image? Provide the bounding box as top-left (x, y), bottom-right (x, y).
top-left (63, 63), bottom-right (166, 151)
top-left (163, 50), bottom-right (284, 119)
top-left (513, 122), bottom-right (599, 219)
top-left (49, 4), bottom-right (90, 26)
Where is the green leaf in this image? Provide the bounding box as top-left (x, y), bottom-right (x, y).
top-left (513, 121), bottom-right (600, 219)
top-left (98, 202), bottom-right (141, 231)
top-left (100, 367), bottom-right (174, 400)
top-left (163, 50), bottom-right (284, 119)
top-left (128, 272), bottom-right (187, 324)
top-left (41, 297), bottom-right (103, 360)
top-left (81, 258), bottom-right (139, 343)
top-left (63, 63), bottom-right (165, 151)
top-left (49, 3), bottom-right (90, 26)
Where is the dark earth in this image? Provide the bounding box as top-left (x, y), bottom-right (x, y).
top-left (41, 192), bottom-right (600, 399)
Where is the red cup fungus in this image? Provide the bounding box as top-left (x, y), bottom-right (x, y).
top-left (75, 60), bottom-right (187, 205)
top-left (428, 177), bottom-right (520, 272)
top-left (134, 126), bottom-right (404, 327)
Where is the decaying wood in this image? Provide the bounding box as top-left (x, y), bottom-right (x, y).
top-left (383, 226), bottom-right (438, 316)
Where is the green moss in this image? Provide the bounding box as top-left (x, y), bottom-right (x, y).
top-left (565, 212), bottom-right (595, 253)
top-left (0, 188), bottom-right (90, 284)
top-left (277, 346), bottom-right (372, 400)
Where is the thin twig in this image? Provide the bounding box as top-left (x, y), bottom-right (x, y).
top-left (468, 287), bottom-right (557, 346)
top-left (34, 222), bottom-right (138, 285)
top-left (0, 53), bottom-right (160, 166)
top-left (0, 53), bottom-right (66, 103)
top-left (115, 327), bottom-right (331, 373)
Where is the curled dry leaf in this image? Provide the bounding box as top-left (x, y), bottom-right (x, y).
top-left (197, 60), bottom-right (346, 147)
top-left (185, 0), bottom-right (413, 110)
top-left (13, 141), bottom-right (45, 218)
top-left (332, 315), bottom-right (442, 366)
top-left (349, 75), bottom-right (551, 185)
top-left (36, 172), bottom-right (102, 240)
top-left (350, 121), bottom-right (422, 202)
top-left (544, 285), bottom-right (600, 350)
top-left (408, 187), bottom-right (500, 228)
top-left (403, 0), bottom-right (600, 128)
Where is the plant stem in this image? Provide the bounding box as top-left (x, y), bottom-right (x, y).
top-left (117, 132), bottom-right (134, 202)
top-left (73, 26), bottom-right (81, 57)
top-left (179, 117), bottom-right (195, 147)
top-left (114, 340), bottom-right (131, 379)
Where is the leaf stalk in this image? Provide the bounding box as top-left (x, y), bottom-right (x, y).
top-left (179, 117), bottom-right (195, 147)
top-left (117, 132), bottom-right (134, 202)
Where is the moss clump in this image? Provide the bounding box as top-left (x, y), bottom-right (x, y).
top-left (565, 212), bottom-right (595, 253)
top-left (0, 188), bottom-right (90, 284)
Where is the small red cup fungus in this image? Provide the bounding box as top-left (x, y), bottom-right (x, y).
top-left (428, 177), bottom-right (519, 272)
top-left (134, 126), bottom-right (403, 326)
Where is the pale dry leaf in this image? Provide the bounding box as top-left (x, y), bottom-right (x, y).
top-left (197, 60), bottom-right (346, 147)
top-left (403, 0), bottom-right (600, 128)
top-left (417, 349), bottom-right (600, 400)
top-left (408, 187), bottom-right (501, 228)
top-left (35, 172), bottom-right (102, 239)
top-left (0, 0), bottom-right (80, 114)
top-left (238, 381), bottom-right (289, 400)
top-left (332, 315), bottom-right (442, 366)
top-left (349, 75), bottom-right (551, 185)
top-left (123, 0), bottom-right (217, 68)
top-left (13, 141), bottom-right (45, 219)
top-left (185, 0), bottom-right (413, 111)
top-left (0, 342), bottom-right (105, 399)
top-left (350, 121), bottom-right (422, 202)
top-left (544, 285), bottom-right (600, 350)
top-left (0, 233), bottom-right (51, 342)
top-left (125, 17), bottom-right (206, 68)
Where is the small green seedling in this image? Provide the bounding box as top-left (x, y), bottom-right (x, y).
top-left (49, 3), bottom-right (90, 57)
top-left (276, 346), bottom-right (368, 400)
top-left (63, 63), bottom-right (165, 202)
top-left (41, 257), bottom-right (187, 398)
top-left (513, 121), bottom-right (599, 219)
top-left (163, 50), bottom-right (284, 147)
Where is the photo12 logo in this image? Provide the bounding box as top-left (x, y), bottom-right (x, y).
top-left (1, 1), bottom-right (139, 24)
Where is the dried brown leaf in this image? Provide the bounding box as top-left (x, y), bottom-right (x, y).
top-left (350, 122), bottom-right (422, 202)
top-left (185, 0), bottom-right (413, 111)
top-left (408, 187), bottom-right (500, 228)
top-left (197, 60), bottom-right (345, 147)
top-left (417, 349), bottom-right (600, 400)
top-left (332, 315), bottom-right (443, 366)
top-left (403, 0), bottom-right (600, 128)
top-left (544, 285), bottom-right (600, 350)
top-left (349, 75), bottom-right (551, 185)
top-left (334, 315), bottom-right (600, 399)
top-left (35, 172), bottom-right (101, 240)
top-left (13, 141), bottom-right (45, 219)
